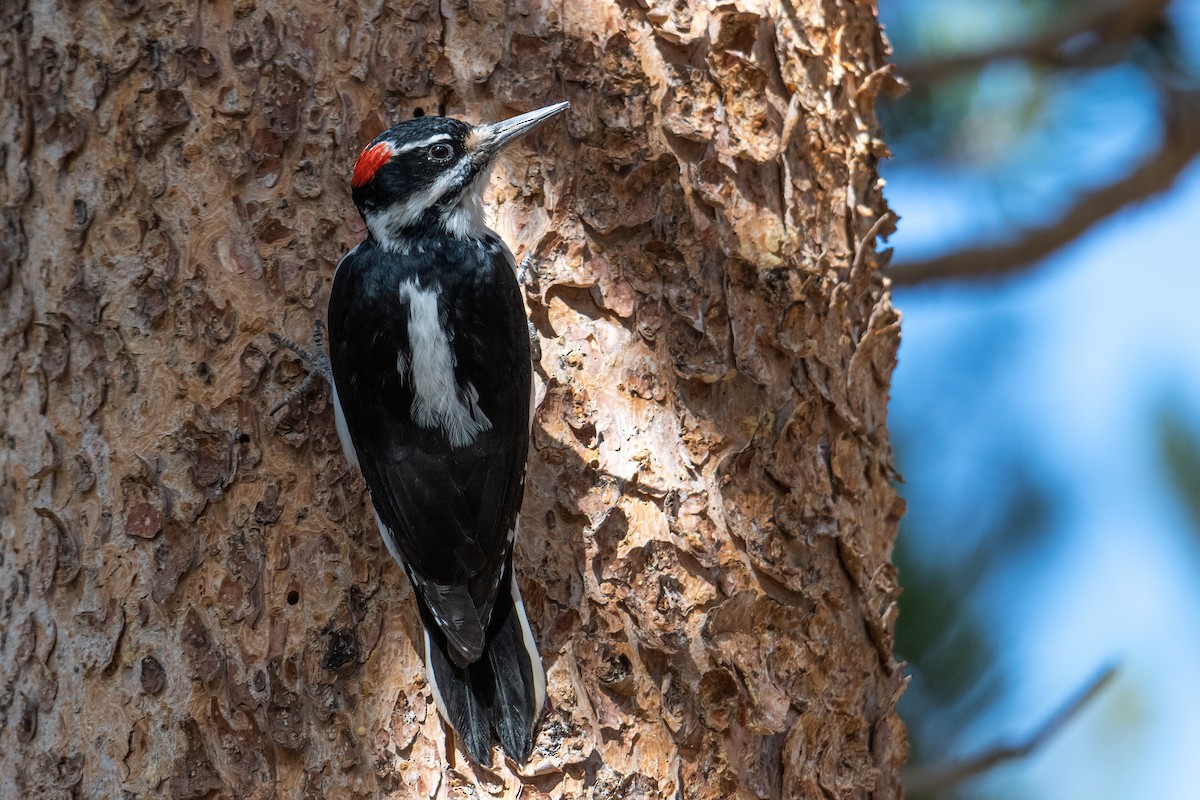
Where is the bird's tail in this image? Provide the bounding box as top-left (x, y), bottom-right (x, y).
top-left (420, 568), bottom-right (546, 766)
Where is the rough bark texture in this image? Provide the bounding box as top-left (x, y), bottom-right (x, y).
top-left (0, 0), bottom-right (905, 798)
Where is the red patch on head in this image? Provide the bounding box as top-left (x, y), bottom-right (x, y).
top-left (352, 141), bottom-right (395, 188)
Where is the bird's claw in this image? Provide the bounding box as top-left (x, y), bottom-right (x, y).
top-left (269, 319), bottom-right (333, 415)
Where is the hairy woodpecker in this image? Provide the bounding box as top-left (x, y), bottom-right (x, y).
top-left (328, 102), bottom-right (568, 765)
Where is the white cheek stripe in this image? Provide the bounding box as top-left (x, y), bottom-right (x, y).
top-left (399, 282), bottom-right (492, 447)
top-left (366, 159), bottom-right (472, 250)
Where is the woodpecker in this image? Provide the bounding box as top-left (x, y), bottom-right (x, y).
top-left (327, 102), bottom-right (568, 765)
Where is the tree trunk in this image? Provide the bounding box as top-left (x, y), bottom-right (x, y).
top-left (0, 0), bottom-right (905, 797)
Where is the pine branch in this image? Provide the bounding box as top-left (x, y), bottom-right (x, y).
top-left (898, 0), bottom-right (1170, 85)
top-left (903, 664), bottom-right (1119, 796)
top-left (889, 89), bottom-right (1200, 287)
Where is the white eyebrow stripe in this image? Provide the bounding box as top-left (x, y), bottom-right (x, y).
top-left (391, 133), bottom-right (453, 154)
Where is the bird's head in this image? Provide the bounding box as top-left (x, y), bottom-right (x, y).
top-left (350, 102), bottom-right (569, 248)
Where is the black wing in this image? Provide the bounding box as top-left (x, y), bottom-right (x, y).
top-left (328, 238), bottom-right (531, 664)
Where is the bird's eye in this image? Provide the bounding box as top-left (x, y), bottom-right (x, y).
top-left (428, 143), bottom-right (454, 162)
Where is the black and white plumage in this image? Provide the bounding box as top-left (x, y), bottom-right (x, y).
top-left (327, 102), bottom-right (567, 765)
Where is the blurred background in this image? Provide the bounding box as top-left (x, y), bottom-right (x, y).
top-left (877, 0), bottom-right (1200, 797)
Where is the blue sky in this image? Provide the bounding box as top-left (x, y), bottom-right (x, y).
top-left (888, 149), bottom-right (1200, 797)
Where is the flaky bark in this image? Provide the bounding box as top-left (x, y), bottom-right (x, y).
top-left (0, 0), bottom-right (904, 797)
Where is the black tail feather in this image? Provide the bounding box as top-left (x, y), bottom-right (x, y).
top-left (425, 634), bottom-right (493, 764)
top-left (486, 592), bottom-right (538, 761)
top-left (420, 570), bottom-right (545, 766)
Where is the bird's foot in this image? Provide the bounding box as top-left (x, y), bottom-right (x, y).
top-left (516, 253), bottom-right (543, 364)
top-left (269, 319), bottom-right (333, 415)
top-left (516, 252), bottom-right (536, 286)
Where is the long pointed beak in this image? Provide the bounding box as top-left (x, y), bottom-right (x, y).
top-left (471, 101), bottom-right (570, 157)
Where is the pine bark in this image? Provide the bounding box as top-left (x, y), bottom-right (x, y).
top-left (0, 0), bottom-right (905, 798)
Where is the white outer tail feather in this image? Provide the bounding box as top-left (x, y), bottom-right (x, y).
top-left (509, 570), bottom-right (546, 717)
